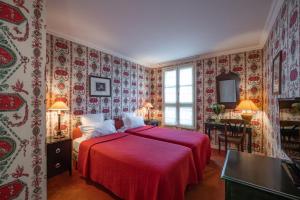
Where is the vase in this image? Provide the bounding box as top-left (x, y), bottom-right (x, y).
top-left (215, 114), bottom-right (221, 123)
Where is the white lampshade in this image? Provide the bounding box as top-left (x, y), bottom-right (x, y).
top-left (144, 102), bottom-right (153, 109)
top-left (48, 101), bottom-right (69, 111)
top-left (236, 100), bottom-right (258, 111)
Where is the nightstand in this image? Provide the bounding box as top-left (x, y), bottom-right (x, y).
top-left (47, 136), bottom-right (72, 179)
top-left (144, 119), bottom-right (160, 126)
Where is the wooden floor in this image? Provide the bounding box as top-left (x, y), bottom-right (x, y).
top-left (47, 149), bottom-right (225, 200)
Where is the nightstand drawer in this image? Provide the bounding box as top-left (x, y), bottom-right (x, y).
top-left (47, 141), bottom-right (71, 163)
top-left (47, 137), bottom-right (72, 179)
top-left (47, 159), bottom-right (68, 178)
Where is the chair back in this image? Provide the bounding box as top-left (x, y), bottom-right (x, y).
top-left (222, 119), bottom-right (246, 138)
top-left (280, 120), bottom-right (300, 142)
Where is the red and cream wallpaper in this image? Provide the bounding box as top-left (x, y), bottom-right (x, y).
top-left (46, 0), bottom-right (300, 157)
top-left (0, 0), bottom-right (46, 199)
top-left (46, 34), bottom-right (150, 137)
top-left (150, 50), bottom-right (265, 153)
top-left (151, 0), bottom-right (300, 156)
top-left (263, 0), bottom-right (300, 157)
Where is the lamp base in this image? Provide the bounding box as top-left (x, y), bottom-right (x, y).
top-left (241, 113), bottom-right (253, 123)
top-left (53, 131), bottom-right (65, 139)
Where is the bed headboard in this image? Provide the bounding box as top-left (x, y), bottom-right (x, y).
top-left (114, 117), bottom-right (124, 129)
top-left (72, 127), bottom-right (82, 140)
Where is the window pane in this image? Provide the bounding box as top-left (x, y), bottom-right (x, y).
top-left (179, 107), bottom-right (193, 126)
top-left (164, 70), bottom-right (176, 87)
top-left (164, 87), bottom-right (176, 103)
top-left (179, 67), bottom-right (192, 86)
top-left (165, 107), bottom-right (177, 125)
top-left (179, 86), bottom-right (193, 103)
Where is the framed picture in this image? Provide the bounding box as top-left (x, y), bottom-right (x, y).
top-left (89, 76), bottom-right (111, 97)
top-left (272, 51), bottom-right (282, 95)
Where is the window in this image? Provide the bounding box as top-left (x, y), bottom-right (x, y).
top-left (163, 65), bottom-right (195, 128)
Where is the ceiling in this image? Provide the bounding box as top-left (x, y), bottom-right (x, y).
top-left (47, 0), bottom-right (276, 66)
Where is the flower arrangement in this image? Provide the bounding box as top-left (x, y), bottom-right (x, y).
top-left (291, 103), bottom-right (300, 114)
top-left (210, 103), bottom-right (225, 122)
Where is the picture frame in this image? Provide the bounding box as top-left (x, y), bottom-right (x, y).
top-left (272, 51), bottom-right (282, 95)
top-left (89, 76), bottom-right (111, 97)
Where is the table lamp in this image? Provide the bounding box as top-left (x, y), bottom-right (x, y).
top-left (236, 100), bottom-right (258, 122)
top-left (49, 101), bottom-right (69, 138)
top-left (144, 102), bottom-right (153, 120)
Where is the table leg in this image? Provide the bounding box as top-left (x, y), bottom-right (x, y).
top-left (205, 125), bottom-right (211, 139)
top-left (248, 131), bottom-right (252, 153)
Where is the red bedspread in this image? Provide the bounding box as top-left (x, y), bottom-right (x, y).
top-left (78, 133), bottom-right (197, 200)
top-left (126, 126), bottom-right (211, 181)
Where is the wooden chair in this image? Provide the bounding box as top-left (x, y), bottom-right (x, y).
top-left (218, 119), bottom-right (246, 152)
top-left (280, 120), bottom-right (300, 141)
top-left (280, 121), bottom-right (300, 157)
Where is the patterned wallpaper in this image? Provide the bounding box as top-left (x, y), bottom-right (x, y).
top-left (263, 0), bottom-right (300, 157)
top-left (150, 68), bottom-right (163, 120)
top-left (150, 50), bottom-right (264, 153)
top-left (46, 34), bottom-right (150, 137)
top-left (46, 0), bottom-right (300, 157)
top-left (0, 0), bottom-right (46, 199)
top-left (150, 0), bottom-right (300, 156)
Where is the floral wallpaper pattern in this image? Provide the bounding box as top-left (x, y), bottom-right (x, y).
top-left (263, 0), bottom-right (300, 157)
top-left (150, 0), bottom-right (300, 156)
top-left (150, 50), bottom-right (264, 153)
top-left (46, 0), bottom-right (300, 158)
top-left (0, 0), bottom-right (46, 199)
top-left (46, 34), bottom-right (150, 137)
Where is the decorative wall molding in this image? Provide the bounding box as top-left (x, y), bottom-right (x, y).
top-left (49, 1), bottom-right (284, 69)
top-left (259, 0), bottom-right (285, 47)
top-left (152, 45), bottom-right (262, 68)
top-left (47, 29), bottom-right (148, 67)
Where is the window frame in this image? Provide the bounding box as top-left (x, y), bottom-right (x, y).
top-left (162, 64), bottom-right (196, 129)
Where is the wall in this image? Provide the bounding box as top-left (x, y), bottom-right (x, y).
top-left (150, 49), bottom-right (264, 153)
top-left (0, 0), bottom-right (46, 199)
top-left (46, 34), bottom-right (150, 137)
top-left (263, 0), bottom-right (300, 157)
top-left (150, 0), bottom-right (300, 156)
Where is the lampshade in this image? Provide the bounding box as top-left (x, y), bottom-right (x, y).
top-left (48, 101), bottom-right (69, 111)
top-left (236, 100), bottom-right (258, 111)
top-left (144, 102), bottom-right (153, 109)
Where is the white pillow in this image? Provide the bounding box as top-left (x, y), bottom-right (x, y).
top-left (80, 120), bottom-right (117, 139)
top-left (79, 125), bottom-right (98, 139)
top-left (124, 115), bottom-right (145, 129)
top-left (122, 112), bottom-right (136, 119)
top-left (81, 113), bottom-right (104, 127)
top-left (122, 112), bottom-right (136, 128)
top-left (92, 120), bottom-right (116, 137)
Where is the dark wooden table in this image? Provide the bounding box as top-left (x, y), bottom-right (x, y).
top-left (144, 119), bottom-right (161, 126)
top-left (221, 150), bottom-right (300, 200)
top-left (204, 121), bottom-right (253, 153)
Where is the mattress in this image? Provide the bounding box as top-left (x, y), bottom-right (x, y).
top-left (73, 136), bottom-right (87, 153)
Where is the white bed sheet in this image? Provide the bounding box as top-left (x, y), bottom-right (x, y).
top-left (73, 136), bottom-right (87, 153)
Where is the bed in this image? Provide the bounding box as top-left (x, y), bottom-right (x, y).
top-left (125, 125), bottom-right (211, 181)
top-left (73, 128), bottom-right (198, 200)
